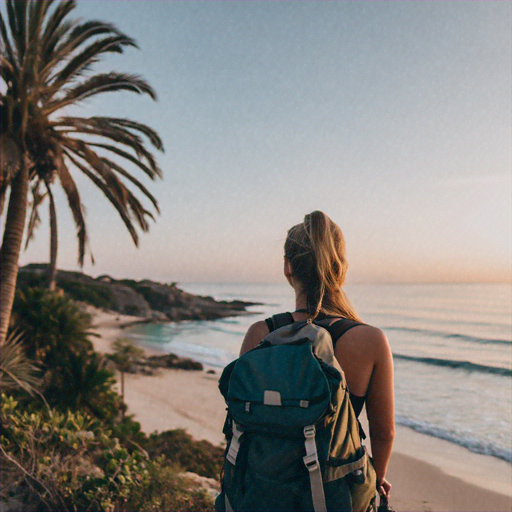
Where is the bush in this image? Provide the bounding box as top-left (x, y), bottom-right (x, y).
top-left (60, 280), bottom-right (116, 310)
top-left (9, 288), bottom-right (122, 422)
top-left (144, 429), bottom-right (223, 480)
top-left (123, 304), bottom-right (141, 316)
top-left (127, 463), bottom-right (214, 512)
top-left (45, 350), bottom-right (121, 421)
top-left (11, 287), bottom-right (94, 364)
top-left (0, 395), bottom-right (217, 512)
top-left (0, 394), bottom-right (148, 512)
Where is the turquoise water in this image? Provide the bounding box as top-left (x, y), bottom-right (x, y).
top-left (126, 282), bottom-right (512, 463)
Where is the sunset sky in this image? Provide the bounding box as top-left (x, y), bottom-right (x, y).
top-left (17, 0), bottom-right (511, 284)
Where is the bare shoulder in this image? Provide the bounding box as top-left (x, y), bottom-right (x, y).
top-left (239, 320), bottom-right (269, 355)
top-left (339, 323), bottom-right (391, 357)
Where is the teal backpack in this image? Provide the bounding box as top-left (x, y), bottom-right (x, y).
top-left (216, 313), bottom-right (377, 512)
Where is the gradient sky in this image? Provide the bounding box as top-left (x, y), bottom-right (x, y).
top-left (17, 0), bottom-right (511, 284)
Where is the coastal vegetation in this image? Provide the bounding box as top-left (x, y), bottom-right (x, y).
top-left (1, 288), bottom-right (222, 511)
top-left (17, 263), bottom-right (257, 321)
top-left (0, 1), bottom-right (222, 510)
top-left (107, 338), bottom-right (145, 410)
top-left (0, 0), bottom-right (163, 343)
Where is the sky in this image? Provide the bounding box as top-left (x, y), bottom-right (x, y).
top-left (16, 0), bottom-right (512, 284)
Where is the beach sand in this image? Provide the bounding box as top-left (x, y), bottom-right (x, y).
top-left (91, 307), bottom-right (512, 512)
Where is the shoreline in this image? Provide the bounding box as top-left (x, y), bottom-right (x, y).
top-left (90, 307), bottom-right (512, 512)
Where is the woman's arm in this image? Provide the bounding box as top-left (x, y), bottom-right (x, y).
top-left (365, 329), bottom-right (395, 493)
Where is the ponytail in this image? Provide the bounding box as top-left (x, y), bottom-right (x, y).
top-left (284, 211), bottom-right (361, 322)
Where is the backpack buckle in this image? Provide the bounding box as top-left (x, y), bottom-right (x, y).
top-left (303, 453), bottom-right (319, 472)
top-left (304, 425), bottom-right (316, 438)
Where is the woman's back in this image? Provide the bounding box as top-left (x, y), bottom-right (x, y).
top-left (239, 210), bottom-right (395, 501)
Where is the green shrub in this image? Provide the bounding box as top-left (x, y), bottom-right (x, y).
top-left (11, 287), bottom-right (94, 364)
top-left (0, 394), bottom-right (148, 512)
top-left (1, 396), bottom-right (217, 512)
top-left (123, 304), bottom-right (141, 316)
top-left (127, 462), bottom-right (214, 512)
top-left (10, 288), bottom-right (121, 423)
top-left (144, 429), bottom-right (223, 479)
top-left (60, 280), bottom-right (115, 310)
top-left (45, 350), bottom-right (120, 421)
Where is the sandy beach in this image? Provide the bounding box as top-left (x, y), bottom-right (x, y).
top-left (91, 307), bottom-right (512, 512)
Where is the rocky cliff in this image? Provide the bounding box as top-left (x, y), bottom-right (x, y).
top-left (17, 264), bottom-right (259, 322)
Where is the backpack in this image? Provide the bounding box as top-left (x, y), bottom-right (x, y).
top-left (216, 313), bottom-right (377, 512)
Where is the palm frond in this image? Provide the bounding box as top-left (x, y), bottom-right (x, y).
top-left (56, 163), bottom-right (88, 265)
top-left (64, 149), bottom-right (140, 246)
top-left (74, 144), bottom-right (156, 232)
top-left (47, 72), bottom-right (156, 114)
top-left (27, 1), bottom-right (50, 56)
top-left (28, 0), bottom-right (54, 44)
top-left (67, 20), bottom-right (126, 48)
top-left (66, 139), bottom-right (129, 203)
top-left (0, 54), bottom-right (15, 85)
top-left (88, 142), bottom-right (161, 180)
top-left (40, 19), bottom-right (75, 75)
top-left (49, 33), bottom-right (138, 90)
top-left (25, 179), bottom-right (47, 249)
top-left (126, 192), bottom-right (153, 231)
top-left (40, 0), bottom-right (75, 53)
top-left (40, 20), bottom-right (124, 81)
top-left (100, 157), bottom-right (159, 211)
top-left (0, 12), bottom-right (16, 72)
top-left (7, 1), bottom-right (28, 63)
top-left (24, 2), bottom-right (55, 85)
top-left (0, 328), bottom-right (40, 396)
top-left (55, 116), bottom-right (161, 172)
top-left (99, 117), bottom-right (164, 151)
top-left (2, 0), bottom-right (163, 273)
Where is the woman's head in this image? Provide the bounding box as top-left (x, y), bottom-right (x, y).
top-left (284, 211), bottom-right (360, 321)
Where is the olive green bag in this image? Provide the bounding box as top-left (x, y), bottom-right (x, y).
top-left (216, 313), bottom-right (377, 512)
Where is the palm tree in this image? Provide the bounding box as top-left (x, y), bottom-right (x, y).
top-left (0, 329), bottom-right (40, 396)
top-left (0, 0), bottom-right (164, 342)
top-left (107, 337), bottom-right (145, 415)
top-left (24, 178), bottom-right (59, 290)
top-left (25, 177), bottom-right (65, 291)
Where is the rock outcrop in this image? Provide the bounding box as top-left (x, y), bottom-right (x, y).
top-left (17, 264), bottom-right (260, 322)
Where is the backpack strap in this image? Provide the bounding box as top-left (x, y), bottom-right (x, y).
top-left (226, 421), bottom-right (244, 465)
top-left (317, 318), bottom-right (365, 349)
top-left (303, 425), bottom-right (327, 512)
top-left (225, 495), bottom-right (234, 512)
top-left (265, 312), bottom-right (295, 333)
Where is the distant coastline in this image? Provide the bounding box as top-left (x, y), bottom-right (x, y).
top-left (17, 264), bottom-right (261, 322)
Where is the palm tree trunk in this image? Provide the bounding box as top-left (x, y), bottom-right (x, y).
top-left (46, 183), bottom-right (58, 291)
top-left (0, 157), bottom-right (29, 344)
top-left (120, 370), bottom-right (125, 419)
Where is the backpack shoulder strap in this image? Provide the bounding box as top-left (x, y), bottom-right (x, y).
top-left (265, 312), bottom-right (295, 333)
top-left (316, 318), bottom-right (365, 349)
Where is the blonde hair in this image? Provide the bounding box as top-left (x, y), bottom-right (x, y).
top-left (284, 211), bottom-right (361, 322)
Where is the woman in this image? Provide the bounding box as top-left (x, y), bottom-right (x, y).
top-left (239, 211), bottom-right (395, 503)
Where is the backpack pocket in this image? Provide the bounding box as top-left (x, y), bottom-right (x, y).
top-left (346, 453), bottom-right (377, 512)
top-left (228, 342), bottom-right (332, 432)
top-left (240, 471), bottom-right (314, 512)
top-left (247, 434), bottom-right (306, 483)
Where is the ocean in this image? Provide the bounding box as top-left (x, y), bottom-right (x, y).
top-left (126, 282), bottom-right (512, 464)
